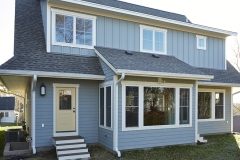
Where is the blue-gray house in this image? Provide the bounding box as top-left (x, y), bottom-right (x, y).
top-left (0, 0), bottom-right (240, 159)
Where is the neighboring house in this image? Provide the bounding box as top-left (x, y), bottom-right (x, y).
top-left (0, 0), bottom-right (240, 159)
top-left (0, 97), bottom-right (15, 123)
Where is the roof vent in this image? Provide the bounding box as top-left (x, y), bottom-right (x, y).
top-left (152, 54), bottom-right (160, 58)
top-left (125, 51), bottom-right (133, 55)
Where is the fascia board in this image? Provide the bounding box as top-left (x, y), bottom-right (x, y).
top-left (60, 0), bottom-right (237, 36)
top-left (0, 70), bottom-right (105, 80)
top-left (116, 69), bottom-right (214, 80)
top-left (198, 82), bottom-right (240, 87)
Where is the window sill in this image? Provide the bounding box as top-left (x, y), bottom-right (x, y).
top-left (197, 47), bottom-right (206, 50)
top-left (140, 49), bottom-right (166, 55)
top-left (198, 119), bottom-right (225, 122)
top-left (122, 124), bottom-right (192, 131)
top-left (99, 125), bottom-right (113, 131)
top-left (52, 42), bottom-right (94, 50)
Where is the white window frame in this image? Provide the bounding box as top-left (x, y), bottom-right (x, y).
top-left (122, 81), bottom-right (192, 131)
top-left (99, 81), bottom-right (113, 130)
top-left (196, 35), bottom-right (207, 50)
top-left (51, 8), bottom-right (96, 49)
top-left (198, 89), bottom-right (225, 122)
top-left (140, 25), bottom-right (167, 55)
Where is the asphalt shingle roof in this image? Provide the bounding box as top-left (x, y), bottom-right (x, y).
top-left (198, 62), bottom-right (240, 84)
top-left (95, 46), bottom-right (207, 76)
top-left (0, 0), bottom-right (104, 76)
top-left (81, 0), bottom-right (191, 23)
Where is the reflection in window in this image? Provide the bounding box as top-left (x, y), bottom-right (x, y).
top-left (215, 93), bottom-right (224, 119)
top-left (198, 92), bottom-right (211, 119)
top-left (59, 90), bottom-right (72, 110)
top-left (180, 89), bottom-right (190, 124)
top-left (76, 18), bottom-right (92, 46)
top-left (56, 14), bottom-right (73, 43)
top-left (126, 86), bottom-right (139, 127)
top-left (144, 87), bottom-right (175, 126)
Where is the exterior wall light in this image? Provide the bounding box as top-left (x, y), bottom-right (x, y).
top-left (40, 83), bottom-right (46, 96)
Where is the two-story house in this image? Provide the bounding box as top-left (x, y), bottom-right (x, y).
top-left (0, 0), bottom-right (240, 159)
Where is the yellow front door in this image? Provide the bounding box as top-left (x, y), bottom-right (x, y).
top-left (56, 87), bottom-right (76, 132)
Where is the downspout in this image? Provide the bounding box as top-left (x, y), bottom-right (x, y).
top-left (113, 73), bottom-right (125, 157)
top-left (31, 75), bottom-right (37, 154)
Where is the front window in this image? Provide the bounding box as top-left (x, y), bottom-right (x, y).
top-left (123, 84), bottom-right (192, 131)
top-left (198, 90), bottom-right (225, 120)
top-left (5, 112), bottom-right (9, 117)
top-left (52, 9), bottom-right (96, 49)
top-left (144, 87), bottom-right (175, 126)
top-left (140, 25), bottom-right (167, 54)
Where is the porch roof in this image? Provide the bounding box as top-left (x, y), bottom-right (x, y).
top-left (198, 61), bottom-right (240, 86)
top-left (95, 46), bottom-right (213, 80)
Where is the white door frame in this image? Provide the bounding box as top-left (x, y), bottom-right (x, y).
top-left (53, 83), bottom-right (79, 137)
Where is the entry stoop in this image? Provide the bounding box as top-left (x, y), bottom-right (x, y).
top-left (52, 136), bottom-right (90, 160)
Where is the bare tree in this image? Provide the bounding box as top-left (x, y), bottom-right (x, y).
top-left (231, 38), bottom-right (240, 71)
top-left (0, 112), bottom-right (4, 123)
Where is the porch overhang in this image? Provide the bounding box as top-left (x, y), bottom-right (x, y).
top-left (0, 70), bottom-right (105, 80)
top-left (116, 69), bottom-right (213, 81)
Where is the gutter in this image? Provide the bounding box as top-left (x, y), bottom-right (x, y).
top-left (113, 73), bottom-right (125, 157)
top-left (31, 75), bottom-right (37, 154)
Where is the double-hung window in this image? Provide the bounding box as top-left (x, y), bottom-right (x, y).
top-left (198, 89), bottom-right (225, 121)
top-left (140, 25), bottom-right (167, 54)
top-left (5, 112), bottom-right (9, 117)
top-left (52, 9), bottom-right (96, 49)
top-left (123, 83), bottom-right (192, 131)
top-left (99, 86), bottom-right (112, 128)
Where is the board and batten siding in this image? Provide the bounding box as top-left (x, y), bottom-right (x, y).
top-left (35, 78), bottom-right (99, 148)
top-left (46, 6), bottom-right (226, 70)
top-left (198, 86), bottom-right (231, 134)
top-left (118, 77), bottom-right (196, 150)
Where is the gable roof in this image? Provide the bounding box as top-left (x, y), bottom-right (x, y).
top-left (198, 61), bottom-right (240, 86)
top-left (0, 0), bottom-right (104, 78)
top-left (81, 0), bottom-right (191, 23)
top-left (0, 97), bottom-right (15, 110)
top-left (95, 46), bottom-right (213, 80)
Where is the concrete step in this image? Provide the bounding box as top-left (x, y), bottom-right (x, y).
top-left (57, 147), bottom-right (88, 155)
top-left (58, 152), bottom-right (90, 160)
top-left (56, 142), bottom-right (86, 150)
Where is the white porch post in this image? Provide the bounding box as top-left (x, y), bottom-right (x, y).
top-left (31, 75), bottom-right (37, 154)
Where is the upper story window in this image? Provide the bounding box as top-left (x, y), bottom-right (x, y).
top-left (196, 35), bottom-right (207, 50)
top-left (140, 25), bottom-right (167, 54)
top-left (51, 8), bottom-right (96, 49)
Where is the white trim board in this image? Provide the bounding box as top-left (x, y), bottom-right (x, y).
top-left (0, 70), bottom-right (105, 80)
top-left (53, 83), bottom-right (79, 137)
top-left (59, 0), bottom-right (237, 36)
top-left (198, 82), bottom-right (240, 87)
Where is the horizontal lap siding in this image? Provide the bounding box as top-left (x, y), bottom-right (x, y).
top-left (98, 128), bottom-right (113, 149)
top-left (198, 86), bottom-right (231, 134)
top-left (118, 79), bottom-right (196, 150)
top-left (99, 59), bottom-right (115, 82)
top-left (35, 78), bottom-right (99, 147)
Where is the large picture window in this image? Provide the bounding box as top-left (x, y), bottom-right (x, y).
top-left (144, 87), bottom-right (175, 126)
top-left (198, 90), bottom-right (225, 121)
top-left (123, 83), bottom-right (192, 131)
top-left (99, 86), bottom-right (112, 128)
top-left (140, 25), bottom-right (167, 54)
top-left (52, 9), bottom-right (96, 49)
